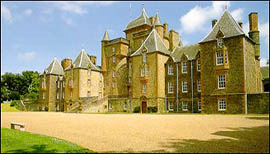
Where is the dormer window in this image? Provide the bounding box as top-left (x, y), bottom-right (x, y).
top-left (168, 64), bottom-right (173, 75)
top-left (143, 53), bottom-right (146, 63)
top-left (216, 51), bottom-right (224, 65)
top-left (217, 38), bottom-right (223, 48)
top-left (113, 56), bottom-right (116, 63)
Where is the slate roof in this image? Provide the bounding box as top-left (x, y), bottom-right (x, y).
top-left (261, 66), bottom-right (269, 79)
top-left (130, 29), bottom-right (170, 57)
top-left (171, 44), bottom-right (200, 62)
top-left (70, 49), bottom-right (100, 71)
top-left (45, 58), bottom-right (64, 75)
top-left (200, 9), bottom-right (245, 43)
top-left (124, 8), bottom-right (152, 31)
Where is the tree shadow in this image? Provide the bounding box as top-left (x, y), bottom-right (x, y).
top-left (145, 125), bottom-right (269, 153)
top-left (6, 144), bottom-right (57, 153)
top-left (246, 117), bottom-right (269, 120)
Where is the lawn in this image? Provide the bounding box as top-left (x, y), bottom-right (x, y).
top-left (1, 128), bottom-right (95, 153)
top-left (1, 103), bottom-right (21, 112)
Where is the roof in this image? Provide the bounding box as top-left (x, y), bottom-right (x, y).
top-left (171, 44), bottom-right (200, 62)
top-left (200, 9), bottom-right (245, 43)
top-left (124, 8), bottom-right (152, 31)
top-left (130, 29), bottom-right (170, 57)
top-left (102, 30), bottom-right (109, 41)
top-left (154, 12), bottom-right (162, 26)
top-left (71, 49), bottom-right (100, 71)
top-left (261, 66), bottom-right (269, 79)
top-left (45, 58), bottom-right (64, 75)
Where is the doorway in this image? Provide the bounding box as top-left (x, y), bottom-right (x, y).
top-left (142, 101), bottom-right (147, 113)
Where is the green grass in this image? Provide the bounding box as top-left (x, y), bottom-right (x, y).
top-left (1, 103), bottom-right (22, 112)
top-left (1, 128), bottom-right (95, 153)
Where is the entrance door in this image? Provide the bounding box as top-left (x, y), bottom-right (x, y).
top-left (142, 101), bottom-right (147, 113)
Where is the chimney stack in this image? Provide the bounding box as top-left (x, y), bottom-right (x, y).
top-left (248, 12), bottom-right (260, 59)
top-left (212, 19), bottom-right (217, 28)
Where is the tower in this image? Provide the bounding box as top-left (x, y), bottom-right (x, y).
top-left (248, 12), bottom-right (260, 59)
top-left (101, 30), bottom-right (110, 72)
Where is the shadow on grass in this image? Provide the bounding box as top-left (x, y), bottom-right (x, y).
top-left (246, 117), bottom-right (269, 120)
top-left (6, 144), bottom-right (91, 153)
top-left (149, 125), bottom-right (269, 153)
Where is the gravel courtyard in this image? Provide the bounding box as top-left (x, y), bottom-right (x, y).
top-left (1, 112), bottom-right (269, 153)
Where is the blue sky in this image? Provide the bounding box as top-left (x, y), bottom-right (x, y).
top-left (1, 1), bottom-right (269, 74)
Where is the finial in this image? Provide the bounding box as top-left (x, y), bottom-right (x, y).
top-left (225, 4), bottom-right (227, 10)
top-left (142, 2), bottom-right (144, 9)
top-left (81, 48), bottom-right (85, 52)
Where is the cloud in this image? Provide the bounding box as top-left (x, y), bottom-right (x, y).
top-left (1, 5), bottom-right (12, 23)
top-left (24, 9), bottom-right (32, 16)
top-left (179, 1), bottom-right (236, 34)
top-left (17, 51), bottom-right (36, 61)
top-left (260, 58), bottom-right (269, 67)
top-left (61, 15), bottom-right (73, 25)
top-left (231, 8), bottom-right (244, 22)
top-left (53, 1), bottom-right (115, 15)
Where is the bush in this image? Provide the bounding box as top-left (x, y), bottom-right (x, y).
top-left (10, 100), bottom-right (20, 107)
top-left (147, 107), bottom-right (157, 113)
top-left (133, 106), bottom-right (140, 113)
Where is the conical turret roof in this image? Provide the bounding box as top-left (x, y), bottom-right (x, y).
top-left (154, 12), bottom-right (162, 26)
top-left (46, 58), bottom-right (64, 75)
top-left (102, 30), bottom-right (110, 41)
top-left (124, 7), bottom-right (151, 31)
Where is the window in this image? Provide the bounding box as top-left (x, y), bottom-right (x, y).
top-left (182, 81), bottom-right (188, 93)
top-left (182, 101), bottom-right (188, 111)
top-left (141, 68), bottom-right (145, 77)
top-left (63, 81), bottom-right (65, 88)
top-left (112, 71), bottom-right (115, 78)
top-left (112, 47), bottom-right (115, 54)
top-left (198, 101), bottom-right (201, 111)
top-left (142, 84), bottom-right (146, 93)
top-left (56, 92), bottom-right (59, 99)
top-left (168, 82), bottom-right (173, 93)
top-left (169, 102), bottom-right (174, 111)
top-left (57, 81), bottom-right (60, 88)
top-left (143, 53), bottom-right (146, 63)
top-left (69, 80), bottom-right (73, 87)
top-left (109, 103), bottom-right (112, 110)
top-left (197, 59), bottom-right (201, 71)
top-left (43, 92), bottom-right (45, 99)
top-left (218, 99), bottom-right (226, 111)
top-left (168, 64), bottom-right (173, 75)
top-left (112, 56), bottom-right (116, 63)
top-left (218, 75), bottom-right (226, 89)
top-left (70, 91), bottom-right (73, 98)
top-left (197, 80), bottom-right (201, 92)
top-left (182, 61), bottom-right (187, 73)
top-left (88, 68), bottom-right (91, 76)
top-left (217, 39), bottom-right (223, 48)
top-left (63, 92), bottom-right (65, 99)
top-left (87, 91), bottom-right (91, 97)
top-left (225, 51), bottom-right (228, 64)
top-left (112, 82), bottom-right (115, 88)
top-left (216, 51), bottom-right (224, 65)
top-left (88, 79), bottom-right (91, 86)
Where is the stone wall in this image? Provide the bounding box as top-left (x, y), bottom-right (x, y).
top-left (247, 92), bottom-right (269, 114)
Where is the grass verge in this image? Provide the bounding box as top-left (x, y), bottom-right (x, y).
top-left (1, 103), bottom-right (21, 112)
top-left (1, 128), bottom-right (95, 153)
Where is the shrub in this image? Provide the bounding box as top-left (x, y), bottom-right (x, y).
top-left (147, 107), bottom-right (157, 113)
top-left (10, 100), bottom-right (20, 107)
top-left (133, 106), bottom-right (140, 113)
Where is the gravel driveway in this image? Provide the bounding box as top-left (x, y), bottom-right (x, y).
top-left (1, 112), bottom-right (268, 152)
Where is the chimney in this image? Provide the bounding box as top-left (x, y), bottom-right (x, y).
top-left (149, 16), bottom-right (155, 26)
top-left (238, 22), bottom-right (243, 29)
top-left (87, 55), bottom-right (96, 65)
top-left (169, 30), bottom-right (180, 51)
top-left (248, 12), bottom-right (260, 59)
top-left (212, 19), bottom-right (217, 28)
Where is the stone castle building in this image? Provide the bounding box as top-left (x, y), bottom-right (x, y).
top-left (39, 6), bottom-right (263, 114)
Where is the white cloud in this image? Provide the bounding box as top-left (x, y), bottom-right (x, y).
top-left (24, 9), bottom-right (32, 16)
top-left (231, 8), bottom-right (244, 22)
top-left (260, 58), bottom-right (269, 67)
top-left (17, 51), bottom-right (36, 61)
top-left (179, 1), bottom-right (245, 34)
top-left (1, 5), bottom-right (12, 23)
top-left (61, 16), bottom-right (73, 25)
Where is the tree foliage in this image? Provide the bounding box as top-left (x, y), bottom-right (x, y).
top-left (1, 71), bottom-right (40, 102)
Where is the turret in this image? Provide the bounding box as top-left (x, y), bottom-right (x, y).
top-left (169, 30), bottom-right (180, 51)
top-left (248, 12), bottom-right (260, 58)
top-left (154, 12), bottom-right (163, 39)
top-left (101, 30), bottom-right (109, 72)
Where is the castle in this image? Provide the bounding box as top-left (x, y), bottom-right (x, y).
top-left (38, 6), bottom-right (263, 114)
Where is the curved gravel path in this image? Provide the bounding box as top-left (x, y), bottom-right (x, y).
top-left (1, 112), bottom-right (268, 152)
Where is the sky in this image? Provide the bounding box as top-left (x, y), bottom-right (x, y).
top-left (1, 1), bottom-right (269, 75)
